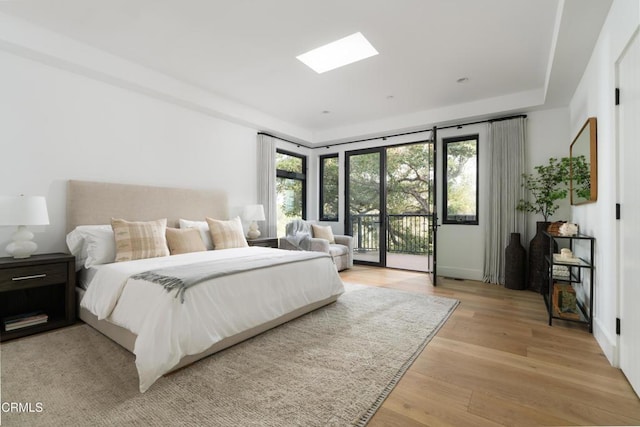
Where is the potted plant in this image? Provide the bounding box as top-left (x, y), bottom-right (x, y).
top-left (516, 157), bottom-right (570, 222)
top-left (516, 157), bottom-right (570, 293)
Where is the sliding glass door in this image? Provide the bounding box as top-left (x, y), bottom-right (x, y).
top-left (345, 148), bottom-right (385, 266)
top-left (346, 141), bottom-right (436, 274)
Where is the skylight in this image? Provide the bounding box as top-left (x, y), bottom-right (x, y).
top-left (296, 32), bottom-right (379, 74)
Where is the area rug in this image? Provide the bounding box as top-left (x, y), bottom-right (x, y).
top-left (0, 284), bottom-right (458, 426)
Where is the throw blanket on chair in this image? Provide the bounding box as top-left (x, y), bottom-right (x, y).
top-left (131, 251), bottom-right (328, 302)
top-left (284, 219), bottom-right (313, 251)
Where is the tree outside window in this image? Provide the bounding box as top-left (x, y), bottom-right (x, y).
top-left (276, 150), bottom-right (306, 236)
top-left (443, 135), bottom-right (478, 225)
top-left (319, 154), bottom-right (339, 221)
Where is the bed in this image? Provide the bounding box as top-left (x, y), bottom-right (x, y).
top-left (66, 180), bottom-right (344, 392)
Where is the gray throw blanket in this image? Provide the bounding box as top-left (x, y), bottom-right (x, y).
top-left (284, 219), bottom-right (314, 250)
top-left (130, 251), bottom-right (329, 303)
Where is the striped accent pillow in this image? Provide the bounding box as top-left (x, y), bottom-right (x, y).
top-left (206, 217), bottom-right (248, 250)
top-left (111, 218), bottom-right (170, 262)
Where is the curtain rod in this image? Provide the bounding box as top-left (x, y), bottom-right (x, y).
top-left (259, 113), bottom-right (527, 150)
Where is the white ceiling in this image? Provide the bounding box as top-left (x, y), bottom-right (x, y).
top-left (0, 0), bottom-right (612, 144)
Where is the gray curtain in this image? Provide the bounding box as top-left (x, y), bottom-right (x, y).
top-left (257, 134), bottom-right (277, 238)
top-left (483, 117), bottom-right (527, 284)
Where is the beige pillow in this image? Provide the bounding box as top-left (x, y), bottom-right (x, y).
top-left (166, 227), bottom-right (207, 255)
top-left (111, 218), bottom-right (170, 262)
top-left (206, 217), bottom-right (248, 249)
top-left (312, 224), bottom-right (335, 244)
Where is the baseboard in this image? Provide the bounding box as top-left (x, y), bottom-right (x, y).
top-left (437, 266), bottom-right (483, 281)
top-left (593, 316), bottom-right (618, 367)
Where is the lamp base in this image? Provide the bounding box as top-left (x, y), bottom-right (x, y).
top-left (246, 221), bottom-right (261, 240)
top-left (6, 225), bottom-right (38, 258)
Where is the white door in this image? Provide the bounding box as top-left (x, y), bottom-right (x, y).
top-left (618, 28), bottom-right (640, 397)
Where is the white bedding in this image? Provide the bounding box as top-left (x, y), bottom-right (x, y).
top-left (80, 247), bottom-right (344, 392)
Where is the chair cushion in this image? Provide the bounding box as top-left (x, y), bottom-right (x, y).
top-left (328, 244), bottom-right (348, 257)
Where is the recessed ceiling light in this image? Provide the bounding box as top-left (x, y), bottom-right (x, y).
top-left (297, 32), bottom-right (379, 74)
top-left (457, 77), bottom-right (469, 83)
top-left (386, 95), bottom-right (395, 100)
top-left (321, 110), bottom-right (331, 114)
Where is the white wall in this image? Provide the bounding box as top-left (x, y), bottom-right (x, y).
top-left (436, 123), bottom-right (487, 281)
top-left (568, 0), bottom-right (640, 364)
top-left (524, 107), bottom-right (572, 243)
top-left (0, 48), bottom-right (259, 255)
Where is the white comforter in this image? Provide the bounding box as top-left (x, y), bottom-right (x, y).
top-left (80, 247), bottom-right (344, 392)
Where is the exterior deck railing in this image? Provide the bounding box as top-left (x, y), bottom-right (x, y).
top-left (349, 214), bottom-right (433, 255)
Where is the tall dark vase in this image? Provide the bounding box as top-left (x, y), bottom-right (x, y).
top-left (528, 221), bottom-right (555, 293)
top-left (505, 233), bottom-right (526, 290)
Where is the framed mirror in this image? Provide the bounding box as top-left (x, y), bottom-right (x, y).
top-left (570, 117), bottom-right (597, 205)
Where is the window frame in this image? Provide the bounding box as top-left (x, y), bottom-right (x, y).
top-left (442, 134), bottom-right (479, 225)
top-left (276, 149), bottom-right (307, 220)
top-left (319, 153), bottom-right (339, 221)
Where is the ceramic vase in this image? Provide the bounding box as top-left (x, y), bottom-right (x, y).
top-left (528, 221), bottom-right (556, 293)
top-left (505, 232), bottom-right (526, 290)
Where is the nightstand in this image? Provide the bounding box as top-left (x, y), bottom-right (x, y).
top-left (247, 237), bottom-right (279, 249)
top-left (0, 253), bottom-right (76, 341)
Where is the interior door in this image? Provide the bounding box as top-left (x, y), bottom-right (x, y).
top-left (345, 148), bottom-right (386, 266)
top-left (618, 29), bottom-right (640, 397)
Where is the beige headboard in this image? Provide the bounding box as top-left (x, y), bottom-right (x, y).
top-left (66, 180), bottom-right (228, 232)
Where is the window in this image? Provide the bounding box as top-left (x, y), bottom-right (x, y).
top-left (319, 154), bottom-right (339, 221)
top-left (443, 135), bottom-right (478, 225)
top-left (276, 150), bottom-right (307, 236)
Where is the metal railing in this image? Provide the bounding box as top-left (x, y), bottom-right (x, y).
top-left (350, 214), bottom-right (433, 255)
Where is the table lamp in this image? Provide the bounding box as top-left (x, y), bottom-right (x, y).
top-left (242, 204), bottom-right (265, 240)
top-left (0, 195), bottom-right (50, 258)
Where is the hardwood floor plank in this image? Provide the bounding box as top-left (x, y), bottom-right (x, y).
top-left (339, 266), bottom-right (640, 426)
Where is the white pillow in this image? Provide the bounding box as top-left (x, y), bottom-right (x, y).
top-left (66, 225), bottom-right (116, 270)
top-left (179, 218), bottom-right (214, 250)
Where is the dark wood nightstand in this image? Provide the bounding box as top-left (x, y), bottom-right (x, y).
top-left (0, 253), bottom-right (76, 341)
top-left (247, 237), bottom-right (279, 249)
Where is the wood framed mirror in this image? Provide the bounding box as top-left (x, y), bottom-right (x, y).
top-left (570, 117), bottom-right (597, 205)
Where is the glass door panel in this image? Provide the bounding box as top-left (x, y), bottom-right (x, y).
top-left (346, 149), bottom-right (384, 266)
top-left (386, 143), bottom-right (434, 272)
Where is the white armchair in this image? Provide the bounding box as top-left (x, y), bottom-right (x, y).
top-left (280, 219), bottom-right (353, 271)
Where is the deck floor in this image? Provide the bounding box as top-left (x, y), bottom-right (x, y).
top-left (354, 251), bottom-right (431, 272)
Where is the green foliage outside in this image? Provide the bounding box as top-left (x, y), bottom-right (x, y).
top-left (276, 153), bottom-right (304, 236)
top-left (321, 156), bottom-right (339, 219)
top-left (276, 142), bottom-right (482, 254)
top-left (445, 140), bottom-right (477, 219)
top-left (349, 144), bottom-right (435, 254)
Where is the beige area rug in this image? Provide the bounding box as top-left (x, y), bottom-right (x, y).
top-left (0, 284), bottom-right (458, 427)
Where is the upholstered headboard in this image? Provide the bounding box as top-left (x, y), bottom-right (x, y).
top-left (66, 180), bottom-right (228, 232)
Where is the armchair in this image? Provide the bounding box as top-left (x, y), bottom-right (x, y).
top-left (280, 219), bottom-right (353, 271)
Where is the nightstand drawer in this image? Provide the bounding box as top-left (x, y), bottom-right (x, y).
top-left (0, 263), bottom-right (68, 291)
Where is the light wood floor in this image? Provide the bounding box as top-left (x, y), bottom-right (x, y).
top-left (340, 265), bottom-right (640, 426)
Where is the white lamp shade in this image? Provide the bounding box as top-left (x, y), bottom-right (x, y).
top-left (242, 204), bottom-right (265, 222)
top-left (0, 195), bottom-right (50, 226)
